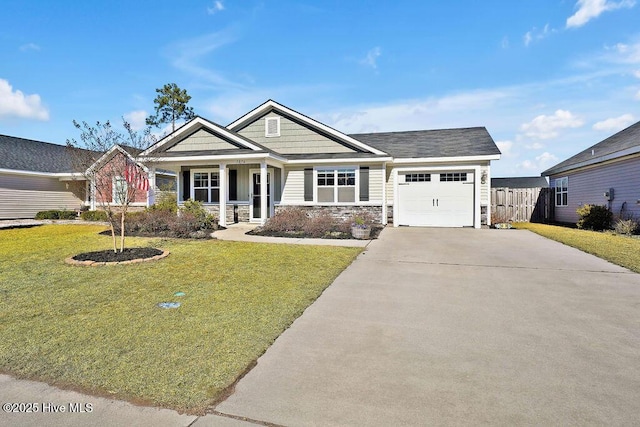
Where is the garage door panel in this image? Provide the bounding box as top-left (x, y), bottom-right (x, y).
top-left (397, 172), bottom-right (474, 227)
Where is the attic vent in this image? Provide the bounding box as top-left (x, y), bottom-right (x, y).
top-left (265, 117), bottom-right (280, 137)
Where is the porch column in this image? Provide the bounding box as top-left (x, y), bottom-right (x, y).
top-left (219, 163), bottom-right (227, 227)
top-left (146, 167), bottom-right (156, 208)
top-left (260, 161), bottom-right (268, 225)
top-left (381, 162), bottom-right (388, 225)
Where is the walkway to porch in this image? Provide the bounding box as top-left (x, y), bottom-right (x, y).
top-left (212, 223), bottom-right (371, 247)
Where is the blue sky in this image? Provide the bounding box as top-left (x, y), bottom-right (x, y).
top-left (1, 0), bottom-right (639, 177)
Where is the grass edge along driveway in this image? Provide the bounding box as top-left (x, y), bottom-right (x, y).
top-left (515, 222), bottom-right (640, 273)
top-left (0, 225), bottom-right (361, 414)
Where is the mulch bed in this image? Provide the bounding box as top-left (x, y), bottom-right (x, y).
top-left (72, 248), bottom-right (164, 263)
top-left (247, 225), bottom-right (383, 240)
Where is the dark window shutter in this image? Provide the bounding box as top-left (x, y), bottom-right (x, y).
top-left (304, 168), bottom-right (313, 201)
top-left (359, 167), bottom-right (369, 202)
top-left (182, 170), bottom-right (190, 201)
top-left (229, 169), bottom-right (237, 201)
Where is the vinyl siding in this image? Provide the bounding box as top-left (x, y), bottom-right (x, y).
top-left (368, 165), bottom-right (384, 201)
top-left (386, 166), bottom-right (394, 204)
top-left (167, 129), bottom-right (238, 152)
top-left (0, 173), bottom-right (84, 219)
top-left (550, 155), bottom-right (640, 224)
top-left (237, 112), bottom-right (356, 154)
top-left (281, 167), bottom-right (305, 203)
top-left (480, 165), bottom-right (489, 205)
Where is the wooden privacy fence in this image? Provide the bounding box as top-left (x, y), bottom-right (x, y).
top-left (491, 187), bottom-right (552, 223)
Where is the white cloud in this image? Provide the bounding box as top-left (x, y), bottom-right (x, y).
top-left (123, 110), bottom-right (148, 131)
top-left (636, 89), bottom-right (640, 100)
top-left (634, 70), bottom-right (640, 78)
top-left (526, 142), bottom-right (545, 150)
top-left (566, 0), bottom-right (636, 28)
top-left (523, 24), bottom-right (554, 47)
top-left (518, 152), bottom-right (559, 172)
top-left (592, 113), bottom-right (635, 130)
top-left (0, 79), bottom-right (49, 121)
top-left (360, 47), bottom-right (381, 69)
top-left (207, 1), bottom-right (224, 14)
top-left (501, 36), bottom-right (509, 49)
top-left (19, 43), bottom-right (40, 52)
top-left (520, 110), bottom-right (584, 139)
top-left (496, 140), bottom-right (514, 157)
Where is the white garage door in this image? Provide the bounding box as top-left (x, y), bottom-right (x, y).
top-left (397, 171), bottom-right (474, 227)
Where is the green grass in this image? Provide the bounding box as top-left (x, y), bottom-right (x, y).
top-left (0, 225), bottom-right (361, 413)
top-left (514, 222), bottom-right (640, 273)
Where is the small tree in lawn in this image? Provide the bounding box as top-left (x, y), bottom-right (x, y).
top-left (67, 119), bottom-right (157, 253)
top-left (145, 83), bottom-right (196, 133)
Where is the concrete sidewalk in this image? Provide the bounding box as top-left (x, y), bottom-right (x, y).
top-left (213, 222), bottom-right (372, 247)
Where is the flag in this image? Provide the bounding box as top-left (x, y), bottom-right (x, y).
top-left (124, 159), bottom-right (149, 191)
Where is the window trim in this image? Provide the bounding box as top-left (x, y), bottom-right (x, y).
top-left (555, 176), bottom-right (568, 207)
top-left (191, 169), bottom-right (220, 204)
top-left (314, 166), bottom-right (359, 204)
top-left (265, 116), bottom-right (281, 138)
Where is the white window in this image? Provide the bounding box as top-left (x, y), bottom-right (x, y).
top-left (192, 171), bottom-right (219, 203)
top-left (265, 117), bottom-right (280, 137)
top-left (112, 176), bottom-right (128, 204)
top-left (317, 168), bottom-right (356, 203)
top-left (555, 177), bottom-right (568, 206)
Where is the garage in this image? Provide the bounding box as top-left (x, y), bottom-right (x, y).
top-left (397, 171), bottom-right (474, 227)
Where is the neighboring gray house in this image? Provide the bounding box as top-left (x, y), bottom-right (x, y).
top-left (542, 120), bottom-right (640, 224)
top-left (0, 135), bottom-right (86, 219)
top-left (0, 135), bottom-right (175, 219)
top-left (140, 100), bottom-right (501, 228)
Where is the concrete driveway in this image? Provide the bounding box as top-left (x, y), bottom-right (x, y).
top-left (214, 227), bottom-right (640, 426)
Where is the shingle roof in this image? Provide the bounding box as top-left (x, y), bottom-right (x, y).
top-left (349, 127), bottom-right (500, 158)
top-left (491, 176), bottom-right (548, 188)
top-left (0, 134), bottom-right (85, 174)
top-left (542, 120), bottom-right (640, 176)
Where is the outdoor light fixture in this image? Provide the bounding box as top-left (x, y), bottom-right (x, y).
top-left (481, 171), bottom-right (487, 184)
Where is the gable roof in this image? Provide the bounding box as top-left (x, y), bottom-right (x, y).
top-left (227, 99), bottom-right (387, 156)
top-left (141, 116), bottom-right (272, 157)
top-left (492, 176), bottom-right (548, 188)
top-left (350, 127), bottom-right (501, 159)
top-left (0, 134), bottom-right (85, 174)
top-left (542, 120), bottom-right (640, 176)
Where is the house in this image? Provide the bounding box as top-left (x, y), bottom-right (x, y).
top-left (542, 120), bottom-right (640, 224)
top-left (140, 100), bottom-right (501, 228)
top-left (0, 135), bottom-right (174, 219)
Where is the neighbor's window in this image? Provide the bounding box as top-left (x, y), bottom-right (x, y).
top-left (112, 176), bottom-right (128, 204)
top-left (555, 177), bottom-right (568, 207)
top-left (317, 168), bottom-right (356, 203)
top-left (192, 171), bottom-right (220, 203)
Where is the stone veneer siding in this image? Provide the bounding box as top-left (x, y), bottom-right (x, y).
top-left (200, 204), bottom-right (250, 224)
top-left (275, 205), bottom-right (383, 224)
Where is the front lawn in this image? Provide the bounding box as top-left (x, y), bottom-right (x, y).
top-left (514, 222), bottom-right (640, 273)
top-left (0, 225), bottom-right (361, 413)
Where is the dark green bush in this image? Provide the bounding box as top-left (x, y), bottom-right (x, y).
top-left (576, 204), bottom-right (613, 231)
top-left (35, 210), bottom-right (77, 220)
top-left (148, 192), bottom-right (178, 213)
top-left (180, 199), bottom-right (218, 230)
top-left (80, 210), bottom-right (109, 221)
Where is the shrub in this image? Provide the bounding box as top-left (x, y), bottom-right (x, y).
top-left (180, 199), bottom-right (218, 230)
top-left (350, 211), bottom-right (376, 229)
top-left (169, 212), bottom-right (202, 238)
top-left (80, 210), bottom-right (108, 221)
top-left (303, 211), bottom-right (339, 238)
top-left (35, 210), bottom-right (77, 220)
top-left (576, 204), bottom-right (613, 231)
top-left (614, 218), bottom-right (639, 235)
top-left (148, 192), bottom-right (178, 213)
top-left (262, 207), bottom-right (310, 233)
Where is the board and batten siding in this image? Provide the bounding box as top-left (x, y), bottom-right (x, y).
top-left (550, 155), bottom-right (640, 224)
top-left (167, 129), bottom-right (238, 152)
top-left (237, 112), bottom-right (356, 154)
top-left (0, 173), bottom-right (85, 219)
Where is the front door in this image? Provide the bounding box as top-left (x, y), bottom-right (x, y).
top-left (250, 170), bottom-right (272, 222)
